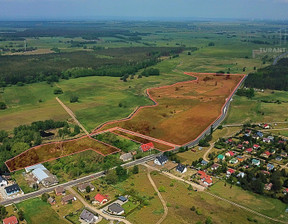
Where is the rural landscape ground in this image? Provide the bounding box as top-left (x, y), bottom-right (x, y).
top-left (0, 20), bottom-right (288, 224)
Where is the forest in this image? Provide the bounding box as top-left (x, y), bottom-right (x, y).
top-left (0, 47), bottom-right (183, 86)
top-left (245, 58), bottom-right (288, 91)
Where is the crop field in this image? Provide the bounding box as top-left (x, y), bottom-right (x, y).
top-left (98, 73), bottom-right (245, 145)
top-left (6, 136), bottom-right (120, 172)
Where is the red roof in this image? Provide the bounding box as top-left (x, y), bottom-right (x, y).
top-left (227, 151), bottom-right (234, 156)
top-left (264, 151), bottom-right (271, 156)
top-left (228, 139), bottom-right (233, 143)
top-left (3, 216), bottom-right (18, 224)
top-left (246, 148), bottom-right (253, 152)
top-left (204, 177), bottom-right (213, 184)
top-left (264, 124), bottom-right (269, 127)
top-left (94, 194), bottom-right (107, 203)
top-left (253, 144), bottom-right (260, 148)
top-left (243, 141), bottom-right (249, 144)
top-left (227, 169), bottom-right (235, 174)
top-left (141, 142), bottom-right (154, 151)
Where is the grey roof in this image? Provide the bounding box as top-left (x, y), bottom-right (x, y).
top-left (5, 184), bottom-right (20, 194)
top-left (120, 152), bottom-right (133, 161)
top-left (55, 186), bottom-right (65, 194)
top-left (118, 196), bottom-right (128, 202)
top-left (156, 155), bottom-right (168, 164)
top-left (108, 203), bottom-right (124, 214)
top-left (32, 168), bottom-right (49, 182)
top-left (0, 176), bottom-right (6, 182)
top-left (62, 194), bottom-right (75, 202)
top-left (176, 164), bottom-right (186, 173)
top-left (47, 197), bottom-right (55, 204)
top-left (78, 183), bottom-right (94, 191)
top-left (80, 209), bottom-right (97, 222)
top-left (25, 164), bottom-right (46, 172)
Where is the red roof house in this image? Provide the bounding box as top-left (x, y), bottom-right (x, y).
top-left (253, 144), bottom-right (260, 149)
top-left (225, 151), bottom-right (235, 157)
top-left (227, 169), bottom-right (235, 175)
top-left (140, 142), bottom-right (154, 152)
top-left (246, 148), bottom-right (253, 153)
top-left (94, 194), bottom-right (108, 204)
top-left (3, 216), bottom-right (18, 224)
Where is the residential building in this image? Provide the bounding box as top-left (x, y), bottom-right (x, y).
top-left (80, 209), bottom-right (98, 224)
top-left (217, 154), bottom-right (225, 161)
top-left (0, 176), bottom-right (8, 187)
top-left (120, 152), bottom-right (133, 162)
top-left (30, 165), bottom-right (58, 187)
top-left (3, 216), bottom-right (18, 224)
top-left (108, 203), bottom-right (124, 215)
top-left (229, 158), bottom-right (238, 164)
top-left (225, 151), bottom-right (235, 157)
top-left (226, 169), bottom-right (235, 176)
top-left (61, 194), bottom-right (76, 205)
top-left (55, 186), bottom-right (65, 196)
top-left (154, 155), bottom-right (168, 166)
top-left (140, 142), bottom-right (154, 152)
top-left (94, 194), bottom-right (108, 204)
top-left (197, 170), bottom-right (213, 186)
top-left (176, 164), bottom-right (187, 174)
top-left (118, 196), bottom-right (128, 202)
top-left (201, 160), bottom-right (208, 166)
top-left (245, 148), bottom-right (253, 153)
top-left (211, 164), bottom-right (220, 171)
top-left (267, 163), bottom-right (274, 171)
top-left (47, 197), bottom-right (56, 205)
top-left (4, 184), bottom-right (21, 196)
top-left (265, 183), bottom-right (273, 191)
top-left (251, 159), bottom-right (260, 166)
top-left (77, 183), bottom-right (95, 193)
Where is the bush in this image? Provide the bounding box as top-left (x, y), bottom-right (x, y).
top-left (0, 102), bottom-right (7, 110)
top-left (158, 186), bottom-right (166, 192)
top-left (53, 87), bottom-right (63, 94)
top-left (70, 95), bottom-right (79, 103)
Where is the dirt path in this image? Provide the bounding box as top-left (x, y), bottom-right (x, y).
top-left (68, 187), bottom-right (131, 224)
top-left (205, 191), bottom-right (286, 224)
top-left (146, 167), bottom-right (168, 224)
top-left (56, 97), bottom-right (89, 135)
top-left (203, 143), bottom-right (215, 161)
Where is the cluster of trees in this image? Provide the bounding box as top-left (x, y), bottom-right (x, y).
top-left (0, 102), bottom-right (7, 110)
top-left (0, 47), bottom-right (183, 86)
top-left (0, 120), bottom-right (68, 173)
top-left (58, 125), bottom-right (80, 138)
top-left (245, 58), bottom-right (288, 91)
top-left (141, 68), bottom-right (160, 77)
top-left (236, 88), bottom-right (255, 99)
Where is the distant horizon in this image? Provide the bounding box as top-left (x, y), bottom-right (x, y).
top-left (1, 0), bottom-right (288, 21)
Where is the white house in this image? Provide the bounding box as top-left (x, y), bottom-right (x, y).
top-left (154, 155), bottom-right (168, 166)
top-left (176, 164), bottom-right (187, 174)
top-left (0, 176), bottom-right (8, 187)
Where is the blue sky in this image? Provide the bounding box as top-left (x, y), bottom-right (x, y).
top-left (0, 0), bottom-right (287, 20)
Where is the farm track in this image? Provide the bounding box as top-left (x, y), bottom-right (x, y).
top-left (56, 97), bottom-right (89, 135)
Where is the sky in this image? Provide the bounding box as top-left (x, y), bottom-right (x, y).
top-left (0, 0), bottom-right (288, 21)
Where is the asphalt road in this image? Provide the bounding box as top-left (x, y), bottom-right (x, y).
top-left (0, 153), bottom-right (159, 206)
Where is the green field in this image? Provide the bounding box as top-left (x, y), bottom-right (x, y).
top-left (209, 181), bottom-right (288, 221)
top-left (16, 198), bottom-right (64, 224)
top-left (225, 90), bottom-right (288, 124)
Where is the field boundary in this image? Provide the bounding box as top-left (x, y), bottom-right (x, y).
top-left (92, 72), bottom-right (246, 147)
top-left (5, 135), bottom-right (121, 172)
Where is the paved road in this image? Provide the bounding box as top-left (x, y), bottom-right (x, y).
top-left (68, 187), bottom-right (131, 224)
top-left (0, 154), bottom-right (159, 206)
top-left (146, 167), bottom-right (168, 224)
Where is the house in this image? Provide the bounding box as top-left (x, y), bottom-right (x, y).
top-left (226, 169), bottom-right (235, 176)
top-left (3, 216), bottom-right (18, 224)
top-left (77, 183), bottom-right (95, 193)
top-left (229, 158), bottom-right (238, 164)
top-left (154, 155), bottom-right (168, 166)
top-left (243, 141), bottom-right (250, 145)
top-left (267, 163), bottom-right (274, 171)
top-left (4, 184), bottom-right (21, 196)
top-left (217, 154), bottom-right (225, 161)
top-left (251, 159), bottom-right (260, 166)
top-left (31, 165), bottom-right (58, 187)
top-left (211, 163), bottom-right (220, 170)
top-left (47, 197), bottom-right (56, 205)
top-left (176, 164), bottom-right (187, 174)
top-left (253, 144), bottom-right (260, 150)
top-left (245, 148), bottom-right (253, 153)
top-left (197, 171), bottom-right (213, 186)
top-left (237, 156), bottom-right (245, 162)
top-left (25, 164), bottom-right (46, 173)
top-left (276, 156), bottom-right (283, 161)
top-left (226, 139), bottom-right (234, 144)
top-left (108, 203), bottom-right (124, 215)
top-left (61, 194), bottom-right (76, 205)
top-left (118, 196), bottom-right (128, 203)
top-left (225, 151), bottom-right (235, 157)
top-left (201, 160), bottom-right (208, 166)
top-left (94, 194), bottom-right (108, 204)
top-left (263, 124), bottom-right (270, 129)
top-left (261, 151), bottom-right (271, 158)
top-left (265, 183), bottom-right (273, 191)
top-left (140, 142), bottom-right (154, 152)
top-left (237, 172), bottom-right (245, 178)
top-left (0, 176), bottom-right (8, 187)
top-left (281, 152), bottom-right (288, 157)
top-left (263, 138), bottom-right (271, 143)
top-left (80, 209), bottom-right (98, 224)
top-left (55, 186), bottom-right (65, 196)
top-left (268, 136), bottom-right (274, 141)
top-left (256, 131), bottom-right (264, 138)
top-left (283, 188), bottom-right (288, 195)
top-left (237, 144), bottom-right (244, 150)
top-left (120, 152), bottom-right (133, 162)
